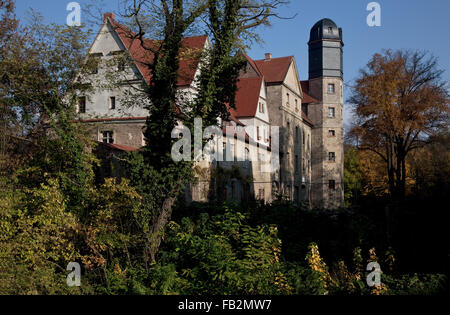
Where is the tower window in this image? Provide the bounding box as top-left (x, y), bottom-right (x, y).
top-left (286, 93), bottom-right (290, 105)
top-left (295, 99), bottom-right (298, 111)
top-left (328, 152), bottom-right (336, 162)
top-left (78, 96), bottom-right (86, 113)
top-left (109, 96), bottom-right (116, 109)
top-left (329, 180), bottom-right (336, 190)
top-left (328, 83), bottom-right (335, 94)
top-left (327, 27), bottom-right (333, 34)
top-left (329, 130), bottom-right (336, 137)
top-left (329, 107), bottom-right (336, 118)
top-left (102, 131), bottom-right (114, 144)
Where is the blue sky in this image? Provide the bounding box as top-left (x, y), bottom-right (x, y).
top-left (15, 0), bottom-right (450, 126)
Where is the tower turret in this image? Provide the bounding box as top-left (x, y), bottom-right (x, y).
top-left (307, 18), bottom-right (345, 209)
top-left (308, 18), bottom-right (344, 80)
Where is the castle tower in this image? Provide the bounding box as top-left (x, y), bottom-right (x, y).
top-left (307, 18), bottom-right (344, 209)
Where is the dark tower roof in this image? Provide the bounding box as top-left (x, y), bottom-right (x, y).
top-left (308, 18), bottom-right (343, 79)
top-left (309, 18), bottom-right (342, 43)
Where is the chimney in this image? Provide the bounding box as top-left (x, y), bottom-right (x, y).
top-left (104, 12), bottom-right (115, 22)
top-left (265, 53), bottom-right (272, 61)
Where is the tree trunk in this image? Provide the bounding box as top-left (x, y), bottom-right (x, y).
top-left (148, 196), bottom-right (176, 264)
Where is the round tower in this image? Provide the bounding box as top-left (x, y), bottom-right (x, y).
top-left (308, 18), bottom-right (344, 80)
top-left (307, 18), bottom-right (345, 209)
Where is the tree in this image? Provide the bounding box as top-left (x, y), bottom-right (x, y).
top-left (349, 50), bottom-right (449, 200)
top-left (114, 0), bottom-right (290, 264)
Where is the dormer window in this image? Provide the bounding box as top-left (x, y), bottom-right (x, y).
top-left (328, 27), bottom-right (333, 34)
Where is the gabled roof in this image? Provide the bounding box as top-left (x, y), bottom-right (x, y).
top-left (230, 77), bottom-right (264, 118)
top-left (105, 15), bottom-right (207, 87)
top-left (300, 80), bottom-right (319, 104)
top-left (240, 52), bottom-right (263, 77)
top-left (253, 56), bottom-right (293, 83)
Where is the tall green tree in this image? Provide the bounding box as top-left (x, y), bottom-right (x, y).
top-left (119, 0), bottom-right (290, 264)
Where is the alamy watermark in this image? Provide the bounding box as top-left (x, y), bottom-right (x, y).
top-left (66, 262), bottom-right (81, 287)
top-left (66, 2), bottom-right (81, 27)
top-left (367, 2), bottom-right (381, 27)
top-left (171, 118), bottom-right (280, 173)
top-left (366, 262), bottom-right (382, 287)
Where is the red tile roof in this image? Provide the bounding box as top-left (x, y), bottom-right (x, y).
top-left (302, 111), bottom-right (314, 126)
top-left (253, 56), bottom-right (293, 83)
top-left (241, 52), bottom-right (263, 77)
top-left (81, 116), bottom-right (147, 123)
top-left (98, 141), bottom-right (139, 152)
top-left (300, 80), bottom-right (319, 104)
top-left (230, 77), bottom-right (263, 118)
top-left (107, 17), bottom-right (207, 87)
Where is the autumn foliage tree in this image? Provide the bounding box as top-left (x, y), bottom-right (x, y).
top-left (349, 50), bottom-right (449, 200)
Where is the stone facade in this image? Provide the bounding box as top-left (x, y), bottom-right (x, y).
top-left (75, 14), bottom-right (345, 208)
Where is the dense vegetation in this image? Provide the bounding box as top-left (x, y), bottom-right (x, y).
top-left (0, 0), bottom-right (448, 295)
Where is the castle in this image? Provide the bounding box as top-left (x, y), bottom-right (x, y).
top-left (76, 13), bottom-right (344, 209)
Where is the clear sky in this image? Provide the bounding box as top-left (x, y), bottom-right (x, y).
top-left (14, 0), bottom-right (450, 127)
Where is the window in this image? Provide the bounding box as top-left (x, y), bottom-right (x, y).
top-left (329, 180), bottom-right (336, 190)
top-left (259, 102), bottom-right (265, 114)
top-left (329, 107), bottom-right (336, 118)
top-left (102, 131), bottom-right (114, 144)
top-left (295, 155), bottom-right (299, 174)
top-left (295, 186), bottom-right (300, 202)
top-left (303, 157), bottom-right (306, 172)
top-left (295, 99), bottom-right (298, 111)
top-left (295, 126), bottom-right (299, 143)
top-left (286, 93), bottom-right (290, 105)
top-left (328, 83), bottom-right (335, 94)
top-left (302, 104), bottom-right (308, 116)
top-left (78, 96), bottom-right (86, 113)
top-left (257, 126), bottom-right (261, 140)
top-left (88, 54), bottom-right (101, 74)
top-left (258, 188), bottom-right (265, 200)
top-left (329, 152), bottom-right (336, 162)
top-left (230, 142), bottom-right (235, 162)
top-left (329, 130), bottom-right (336, 137)
top-left (328, 27), bottom-right (333, 34)
top-left (231, 181), bottom-right (236, 199)
top-left (109, 96), bottom-right (116, 109)
top-left (244, 148), bottom-right (250, 162)
top-left (302, 128), bottom-right (306, 145)
top-left (118, 59), bottom-right (125, 72)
